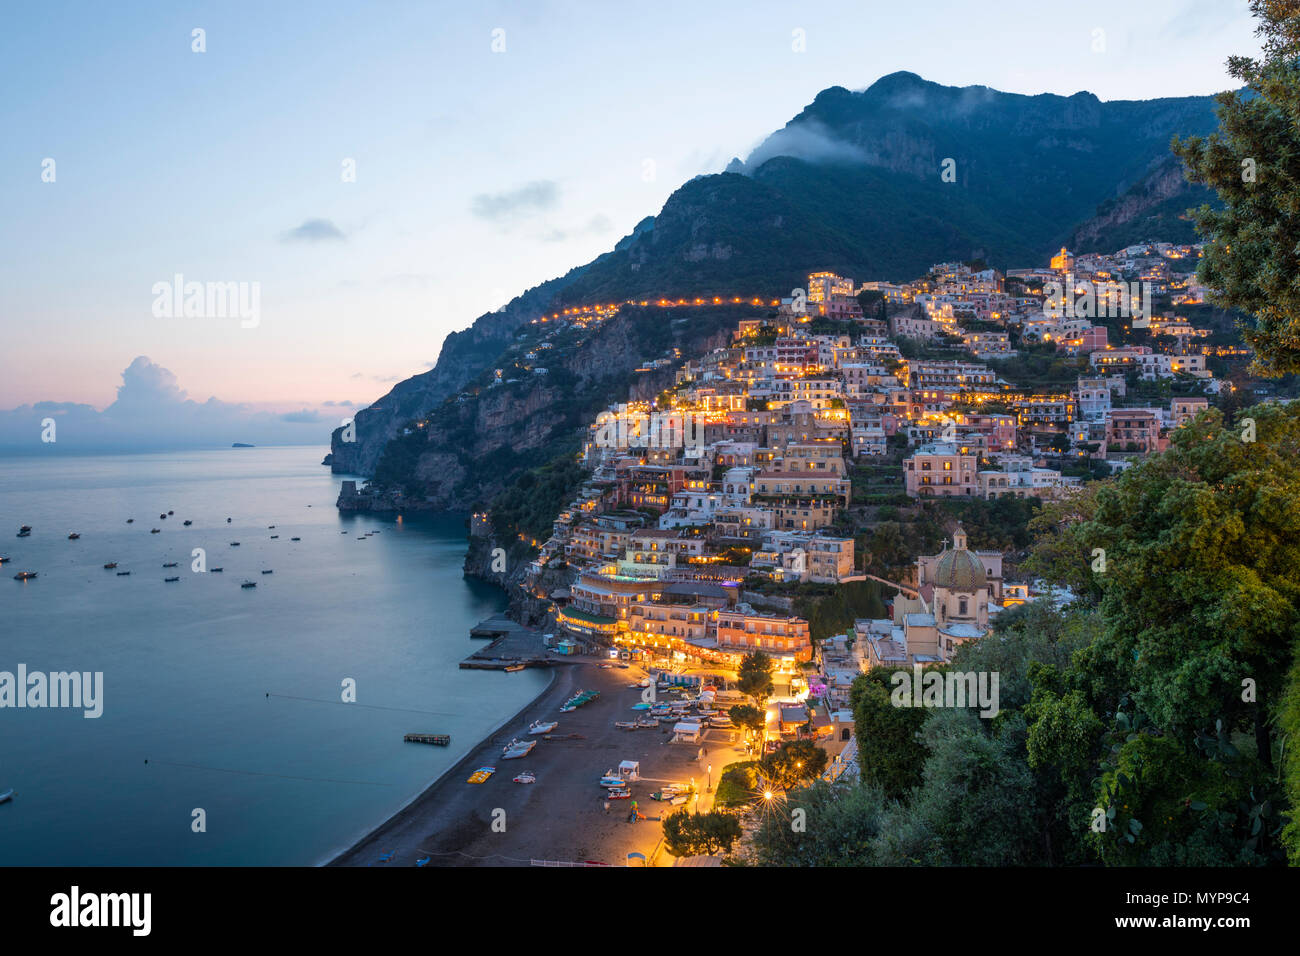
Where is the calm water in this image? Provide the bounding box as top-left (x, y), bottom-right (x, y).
top-left (0, 447), bottom-right (548, 865)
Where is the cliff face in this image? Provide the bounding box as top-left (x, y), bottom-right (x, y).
top-left (1069, 156), bottom-right (1217, 252)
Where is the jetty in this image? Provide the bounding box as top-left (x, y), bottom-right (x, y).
top-left (460, 615), bottom-right (560, 671)
top-left (403, 733), bottom-right (451, 746)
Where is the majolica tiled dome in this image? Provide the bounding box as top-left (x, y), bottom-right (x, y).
top-left (934, 525), bottom-right (986, 590)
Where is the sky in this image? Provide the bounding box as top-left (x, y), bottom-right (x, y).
top-left (0, 0), bottom-right (1262, 444)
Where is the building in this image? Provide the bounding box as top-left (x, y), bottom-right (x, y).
top-left (904, 442), bottom-right (977, 497)
top-left (715, 605), bottom-right (813, 661)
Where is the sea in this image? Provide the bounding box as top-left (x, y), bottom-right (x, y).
top-left (0, 446), bottom-right (550, 865)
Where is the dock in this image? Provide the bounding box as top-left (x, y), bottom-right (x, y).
top-left (460, 615), bottom-right (561, 671)
top-left (403, 733), bottom-right (451, 746)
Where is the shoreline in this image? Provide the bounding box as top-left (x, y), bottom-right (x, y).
top-left (322, 662), bottom-right (572, 866)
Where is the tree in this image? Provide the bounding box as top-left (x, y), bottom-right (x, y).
top-left (1172, 1), bottom-right (1300, 376)
top-left (661, 811), bottom-right (742, 857)
top-left (850, 668), bottom-right (930, 800)
top-left (759, 739), bottom-right (829, 791)
top-left (728, 704), bottom-right (766, 744)
top-left (747, 781), bottom-right (887, 866)
top-left (737, 651), bottom-right (775, 704)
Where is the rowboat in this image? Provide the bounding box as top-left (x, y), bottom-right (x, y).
top-left (528, 720), bottom-right (557, 735)
top-left (635, 718), bottom-right (659, 729)
top-left (467, 766), bottom-right (495, 784)
top-left (504, 663), bottom-right (525, 672)
top-left (513, 771), bottom-right (536, 784)
top-left (501, 738), bottom-right (536, 759)
top-left (606, 788), bottom-right (632, 799)
top-left (599, 772), bottom-right (626, 789)
top-left (614, 721), bottom-right (637, 730)
top-left (0, 789), bottom-right (12, 804)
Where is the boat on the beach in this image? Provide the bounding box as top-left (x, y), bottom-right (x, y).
top-left (528, 720), bottom-right (557, 735)
top-left (501, 738), bottom-right (536, 759)
top-left (636, 718), bottom-right (659, 729)
top-left (467, 766), bottom-right (495, 784)
top-left (599, 772), bottom-right (626, 789)
top-left (560, 689), bottom-right (600, 712)
top-left (504, 663), bottom-right (525, 672)
top-left (607, 788), bottom-right (632, 799)
top-left (512, 771), bottom-right (536, 784)
top-left (614, 721), bottom-right (637, 730)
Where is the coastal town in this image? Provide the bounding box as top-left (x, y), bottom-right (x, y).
top-left (372, 238), bottom-right (1264, 864)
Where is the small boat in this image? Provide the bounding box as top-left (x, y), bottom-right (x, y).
top-left (0, 556), bottom-right (8, 564)
top-left (164, 576), bottom-right (180, 582)
top-left (13, 571), bottom-right (37, 581)
top-left (670, 794), bottom-right (689, 805)
top-left (162, 562), bottom-right (178, 568)
top-left (16, 530), bottom-right (30, 538)
top-left (104, 562), bottom-right (117, 569)
top-left (241, 580), bottom-right (256, 588)
top-left (528, 720), bottom-right (557, 735)
top-left (416, 857), bottom-right (431, 867)
top-left (270, 535), bottom-right (278, 539)
top-left (0, 788), bottom-right (12, 804)
top-left (630, 702), bottom-right (651, 711)
top-left (290, 537), bottom-right (301, 542)
top-left (501, 738), bottom-right (536, 759)
top-left (636, 718), bottom-right (659, 729)
top-left (150, 529), bottom-right (161, 534)
top-left (168, 511), bottom-right (174, 516)
top-left (227, 518), bottom-right (232, 523)
top-left (18, 525), bottom-right (31, 533)
top-left (599, 772), bottom-right (626, 789)
top-left (159, 514), bottom-right (167, 520)
top-left (261, 569), bottom-right (273, 574)
top-left (267, 525), bottom-right (275, 529)
top-left (606, 788), bottom-right (632, 799)
top-left (467, 766), bottom-right (495, 784)
top-left (513, 771), bottom-right (536, 784)
top-left (229, 541), bottom-right (240, 546)
top-left (67, 532), bottom-right (80, 540)
top-left (210, 567), bottom-right (223, 572)
top-left (183, 520), bottom-right (192, 526)
top-left (614, 721), bottom-right (637, 730)
top-left (126, 519), bottom-right (134, 524)
top-left (504, 663), bottom-right (524, 672)
top-left (116, 571), bottom-right (130, 576)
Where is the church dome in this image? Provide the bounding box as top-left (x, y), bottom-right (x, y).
top-left (934, 526), bottom-right (986, 590)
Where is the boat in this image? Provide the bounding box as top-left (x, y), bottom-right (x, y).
top-left (599, 772), bottom-right (626, 788)
top-left (164, 576), bottom-right (180, 583)
top-left (416, 857), bottom-right (430, 867)
top-left (126, 518), bottom-right (134, 524)
top-left (270, 535), bottom-right (278, 539)
top-left (290, 537), bottom-right (301, 542)
top-left (19, 526), bottom-right (31, 533)
top-left (467, 766), bottom-right (495, 784)
top-left (403, 733), bottom-right (450, 746)
top-left (0, 789), bottom-right (12, 804)
top-left (230, 542), bottom-right (240, 546)
top-left (241, 580), bottom-right (256, 588)
top-left (614, 721), bottom-right (638, 730)
top-left (162, 562), bottom-right (178, 568)
top-left (528, 720), bottom-right (557, 735)
top-left (159, 514), bottom-right (167, 520)
top-left (0, 556), bottom-right (8, 564)
top-left (636, 718), bottom-right (659, 729)
top-left (16, 530), bottom-right (30, 538)
top-left (103, 562), bottom-right (117, 569)
top-left (183, 520), bottom-right (192, 526)
top-left (13, 571), bottom-right (37, 581)
top-left (504, 663), bottom-right (525, 672)
top-left (670, 794), bottom-right (689, 805)
top-left (210, 567), bottom-right (223, 572)
top-left (116, 571), bottom-right (130, 576)
top-left (67, 532), bottom-right (80, 540)
top-left (227, 518), bottom-right (232, 523)
top-left (513, 771), bottom-right (536, 784)
top-left (501, 738), bottom-right (536, 759)
top-left (150, 528), bottom-right (160, 534)
top-left (261, 569), bottom-right (273, 574)
top-left (630, 702), bottom-right (651, 711)
top-left (709, 717), bottom-right (734, 728)
top-left (560, 689), bottom-right (600, 712)
top-left (606, 788), bottom-right (632, 799)
top-left (267, 525), bottom-right (275, 529)
top-left (167, 511), bottom-right (174, 516)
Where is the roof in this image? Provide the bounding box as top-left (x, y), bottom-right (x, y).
top-left (934, 547), bottom-right (987, 590)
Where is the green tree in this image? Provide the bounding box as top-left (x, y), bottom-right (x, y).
top-left (759, 739), bottom-right (829, 790)
top-left (737, 651), bottom-right (775, 704)
top-left (850, 667), bottom-right (930, 800)
top-left (662, 810), bottom-right (743, 857)
top-left (1172, 1), bottom-right (1300, 375)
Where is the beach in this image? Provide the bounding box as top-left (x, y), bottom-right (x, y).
top-left (328, 657), bottom-right (747, 867)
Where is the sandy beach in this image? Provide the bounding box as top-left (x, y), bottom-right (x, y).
top-left (328, 658), bottom-right (745, 867)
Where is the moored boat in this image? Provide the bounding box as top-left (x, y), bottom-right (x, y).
top-left (164, 576), bottom-right (180, 582)
top-left (162, 562), bottom-right (177, 568)
top-left (13, 571), bottom-right (37, 581)
top-left (67, 532), bottom-right (80, 540)
top-left (104, 562), bottom-right (117, 569)
top-left (241, 580), bottom-right (256, 588)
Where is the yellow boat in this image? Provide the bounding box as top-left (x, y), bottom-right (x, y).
top-left (467, 766), bottom-right (495, 784)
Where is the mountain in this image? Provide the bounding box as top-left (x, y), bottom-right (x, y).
top-left (330, 71), bottom-right (1222, 479)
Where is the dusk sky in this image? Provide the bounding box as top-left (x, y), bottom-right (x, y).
top-left (1, 0), bottom-right (1260, 425)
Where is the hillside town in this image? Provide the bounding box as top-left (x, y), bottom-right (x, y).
top-left (502, 241), bottom-right (1242, 769)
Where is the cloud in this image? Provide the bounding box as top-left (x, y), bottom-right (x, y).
top-left (470, 180), bottom-right (559, 222)
top-left (744, 118), bottom-right (869, 170)
top-left (281, 218), bottom-right (347, 242)
top-left (0, 357), bottom-right (341, 451)
top-left (350, 372), bottom-right (401, 383)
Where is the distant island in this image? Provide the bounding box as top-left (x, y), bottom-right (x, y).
top-left (231, 442), bottom-right (255, 448)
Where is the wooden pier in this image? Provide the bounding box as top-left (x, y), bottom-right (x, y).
top-left (403, 733), bottom-right (451, 746)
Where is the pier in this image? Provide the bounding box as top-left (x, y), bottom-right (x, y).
top-left (460, 615), bottom-right (561, 671)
